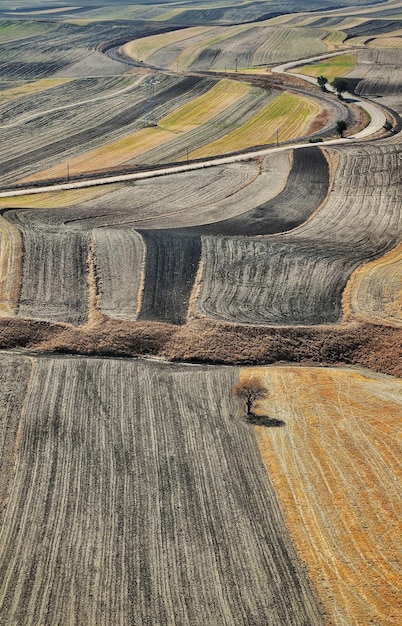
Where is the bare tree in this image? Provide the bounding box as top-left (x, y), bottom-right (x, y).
top-left (232, 378), bottom-right (267, 417)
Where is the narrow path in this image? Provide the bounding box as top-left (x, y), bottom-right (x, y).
top-left (272, 51), bottom-right (387, 139)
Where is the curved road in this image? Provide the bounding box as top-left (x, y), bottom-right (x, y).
top-left (0, 52), bottom-right (389, 198)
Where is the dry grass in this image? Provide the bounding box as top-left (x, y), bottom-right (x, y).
top-left (0, 217), bottom-right (22, 316)
top-left (255, 365), bottom-right (402, 625)
top-left (2, 316), bottom-right (398, 377)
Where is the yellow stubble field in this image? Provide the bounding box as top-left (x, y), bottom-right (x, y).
top-left (248, 366), bottom-right (401, 625)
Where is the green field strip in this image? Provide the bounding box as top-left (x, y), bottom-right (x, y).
top-left (0, 19), bottom-right (56, 42)
top-left (132, 88), bottom-right (275, 165)
top-left (159, 79), bottom-right (251, 131)
top-left (294, 53), bottom-right (357, 80)
top-left (190, 92), bottom-right (320, 158)
top-left (0, 186), bottom-right (121, 210)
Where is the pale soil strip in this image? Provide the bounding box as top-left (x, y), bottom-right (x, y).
top-left (0, 216), bottom-right (22, 316)
top-left (0, 185), bottom-right (121, 210)
top-left (121, 26), bottom-right (214, 62)
top-left (343, 242), bottom-right (402, 326)
top-left (0, 357), bottom-right (324, 625)
top-left (0, 355), bottom-right (32, 529)
top-left (91, 229), bottom-right (145, 320)
top-left (253, 366), bottom-right (402, 626)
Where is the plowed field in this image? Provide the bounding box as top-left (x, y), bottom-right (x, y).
top-left (0, 354), bottom-right (324, 626)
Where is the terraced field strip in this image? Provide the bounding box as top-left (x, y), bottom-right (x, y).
top-left (0, 356), bottom-right (324, 625)
top-left (138, 230), bottom-right (202, 325)
top-left (253, 366), bottom-right (402, 626)
top-left (93, 229), bottom-right (145, 320)
top-left (0, 185), bottom-right (121, 210)
top-left (23, 127), bottom-right (178, 181)
top-left (191, 147), bottom-right (329, 237)
top-left (0, 74), bottom-right (214, 185)
top-left (121, 26), bottom-right (213, 62)
top-left (344, 242), bottom-right (402, 326)
top-left (294, 52), bottom-right (356, 80)
top-left (190, 92), bottom-right (321, 162)
top-left (322, 30), bottom-right (348, 50)
top-left (0, 77), bottom-right (72, 106)
top-left (0, 216), bottom-right (22, 316)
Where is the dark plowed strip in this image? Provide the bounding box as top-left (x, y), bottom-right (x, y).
top-left (138, 230), bottom-right (201, 325)
top-left (191, 147), bottom-right (329, 236)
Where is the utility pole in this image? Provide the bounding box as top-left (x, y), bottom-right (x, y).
top-left (276, 129), bottom-right (279, 146)
top-left (235, 58), bottom-right (238, 73)
top-left (67, 163), bottom-right (70, 183)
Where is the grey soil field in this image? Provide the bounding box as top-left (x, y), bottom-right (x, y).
top-left (0, 354), bottom-right (324, 626)
top-left (16, 228), bottom-right (89, 325)
top-left (196, 144), bottom-right (402, 325)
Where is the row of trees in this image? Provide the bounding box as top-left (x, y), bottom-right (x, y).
top-left (317, 75), bottom-right (349, 137)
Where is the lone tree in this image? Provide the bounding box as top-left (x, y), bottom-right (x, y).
top-left (331, 76), bottom-right (348, 96)
top-left (336, 119), bottom-right (348, 137)
top-left (317, 75), bottom-right (328, 91)
top-left (233, 378), bottom-right (267, 417)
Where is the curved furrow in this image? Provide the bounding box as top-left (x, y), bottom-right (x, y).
top-left (344, 242), bottom-right (402, 327)
top-left (0, 75), bottom-right (215, 185)
top-left (190, 147), bottom-right (329, 236)
top-left (195, 144), bottom-right (402, 325)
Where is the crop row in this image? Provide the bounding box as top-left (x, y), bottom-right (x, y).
top-left (0, 355), bottom-right (324, 625)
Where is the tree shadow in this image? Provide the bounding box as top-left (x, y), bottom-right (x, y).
top-left (246, 412), bottom-right (285, 427)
